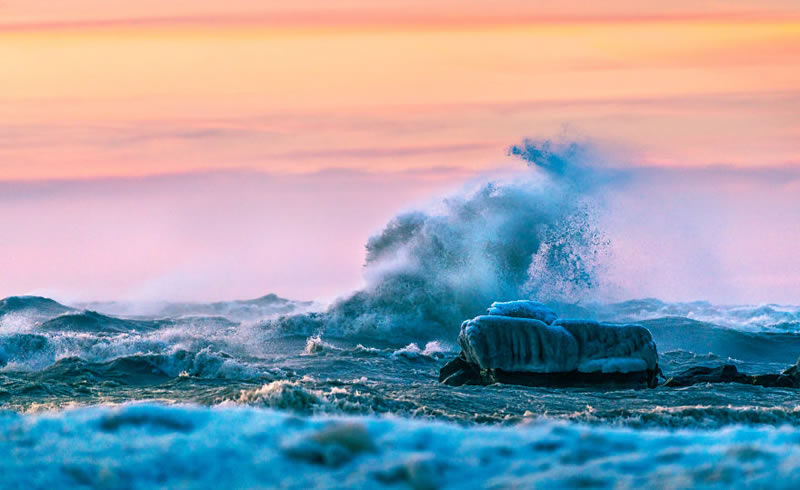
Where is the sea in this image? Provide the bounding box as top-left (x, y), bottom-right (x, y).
top-left (3, 142), bottom-right (800, 488)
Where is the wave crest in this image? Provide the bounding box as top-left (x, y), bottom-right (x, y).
top-left (264, 140), bottom-right (609, 342)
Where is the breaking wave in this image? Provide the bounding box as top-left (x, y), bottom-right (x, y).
top-left (302, 335), bottom-right (447, 361)
top-left (0, 303), bottom-right (282, 376)
top-left (265, 140), bottom-right (611, 342)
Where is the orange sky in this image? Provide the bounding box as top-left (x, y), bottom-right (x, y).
top-left (2, 2), bottom-right (799, 180)
top-left (1, 2), bottom-right (800, 302)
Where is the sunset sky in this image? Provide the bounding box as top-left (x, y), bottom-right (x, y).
top-left (2, 1), bottom-right (799, 302)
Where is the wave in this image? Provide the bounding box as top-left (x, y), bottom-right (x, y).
top-left (560, 404), bottom-right (800, 429)
top-left (0, 295), bottom-right (74, 317)
top-left (5, 403), bottom-right (800, 489)
top-left (0, 296), bottom-right (75, 332)
top-left (77, 293), bottom-right (315, 322)
top-left (263, 140), bottom-right (610, 342)
top-left (0, 299), bottom-right (451, 375)
top-left (0, 312), bottom-right (278, 374)
top-left (233, 377), bottom-right (421, 417)
top-left (2, 346), bottom-right (268, 382)
top-left (639, 317), bottom-right (800, 365)
top-left (586, 299), bottom-right (800, 333)
top-left (0, 298), bottom-right (163, 337)
top-left (38, 311), bottom-right (161, 334)
top-left (303, 335), bottom-right (449, 361)
top-left (236, 379), bottom-right (326, 412)
top-left (0, 293), bottom-right (313, 335)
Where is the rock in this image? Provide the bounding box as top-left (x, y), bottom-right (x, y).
top-left (441, 301), bottom-right (800, 391)
top-left (457, 316), bottom-right (657, 374)
top-left (484, 368), bottom-right (658, 388)
top-left (662, 364), bottom-right (741, 387)
top-left (458, 316), bottom-right (580, 374)
top-left (441, 303), bottom-right (660, 388)
top-left (664, 358), bottom-right (800, 388)
top-left (438, 353), bottom-right (480, 386)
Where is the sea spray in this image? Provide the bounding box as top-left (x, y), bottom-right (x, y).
top-left (265, 140), bottom-right (610, 342)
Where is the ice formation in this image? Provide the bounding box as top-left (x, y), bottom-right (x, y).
top-left (485, 300), bottom-right (558, 324)
top-left (443, 300), bottom-right (659, 387)
top-left (458, 316), bottom-right (579, 373)
top-left (459, 315), bottom-right (657, 374)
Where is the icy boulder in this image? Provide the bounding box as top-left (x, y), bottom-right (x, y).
top-left (486, 301), bottom-right (557, 324)
top-left (441, 304), bottom-right (660, 388)
top-left (459, 317), bottom-right (657, 374)
top-left (458, 316), bottom-right (579, 373)
top-left (553, 319), bottom-right (658, 374)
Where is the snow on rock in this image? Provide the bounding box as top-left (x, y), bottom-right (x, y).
top-left (458, 315), bottom-right (657, 374)
top-left (486, 301), bottom-right (558, 324)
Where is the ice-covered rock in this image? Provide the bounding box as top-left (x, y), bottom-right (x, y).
top-left (442, 303), bottom-right (660, 388)
top-left (458, 316), bottom-right (657, 375)
top-left (458, 316), bottom-right (579, 373)
top-left (486, 301), bottom-right (558, 324)
top-left (553, 319), bottom-right (658, 374)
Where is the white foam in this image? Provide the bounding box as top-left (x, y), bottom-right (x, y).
top-left (5, 403), bottom-right (800, 488)
top-left (0, 315), bottom-right (277, 376)
top-left (391, 341), bottom-right (448, 360)
top-left (303, 335), bottom-right (340, 355)
top-left (458, 316), bottom-right (657, 373)
top-left (237, 381), bottom-right (325, 412)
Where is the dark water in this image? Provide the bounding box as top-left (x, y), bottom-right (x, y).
top-left (3, 295), bottom-right (800, 424)
top-left (3, 295), bottom-right (800, 488)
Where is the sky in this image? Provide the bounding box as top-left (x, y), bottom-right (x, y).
top-left (1, 1), bottom-right (799, 303)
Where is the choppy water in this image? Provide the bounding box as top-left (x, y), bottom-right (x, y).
top-left (3, 295), bottom-right (800, 488)
top-left (7, 403), bottom-right (800, 490)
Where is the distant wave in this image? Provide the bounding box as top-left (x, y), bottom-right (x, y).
top-left (38, 311), bottom-right (161, 334)
top-left (77, 293), bottom-right (315, 322)
top-left (639, 317), bottom-right (800, 365)
top-left (0, 299), bottom-right (286, 373)
top-left (0, 296), bottom-right (75, 327)
top-left (588, 298), bottom-right (800, 333)
top-left (0, 332), bottom-right (273, 381)
top-left (303, 335), bottom-right (449, 361)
